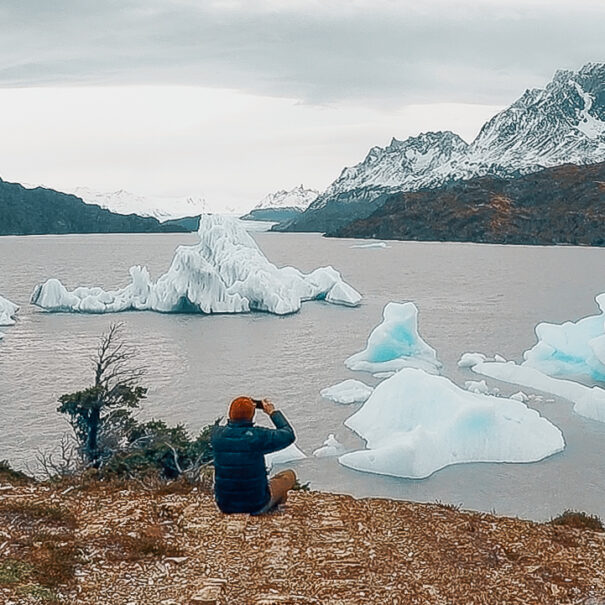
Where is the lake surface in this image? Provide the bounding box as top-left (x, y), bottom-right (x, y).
top-left (1, 232), bottom-right (604, 521)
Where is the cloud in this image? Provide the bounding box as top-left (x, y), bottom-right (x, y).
top-left (0, 0), bottom-right (603, 105)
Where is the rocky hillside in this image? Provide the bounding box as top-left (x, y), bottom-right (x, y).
top-left (278, 62), bottom-right (605, 234)
top-left (0, 179), bottom-right (187, 235)
top-left (333, 162), bottom-right (605, 246)
top-left (1, 476), bottom-right (604, 604)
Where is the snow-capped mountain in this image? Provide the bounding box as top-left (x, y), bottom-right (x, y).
top-left (253, 184), bottom-right (319, 210)
top-left (70, 187), bottom-right (208, 221)
top-left (241, 184), bottom-right (319, 222)
top-left (282, 62), bottom-right (605, 232)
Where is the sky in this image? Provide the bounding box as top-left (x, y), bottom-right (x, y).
top-left (0, 0), bottom-right (603, 212)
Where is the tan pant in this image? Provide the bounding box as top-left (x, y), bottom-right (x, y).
top-left (263, 469), bottom-right (296, 512)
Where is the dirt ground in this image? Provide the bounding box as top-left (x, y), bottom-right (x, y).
top-left (1, 479), bottom-right (605, 604)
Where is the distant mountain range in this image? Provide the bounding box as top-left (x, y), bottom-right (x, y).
top-left (241, 184), bottom-right (319, 222)
top-left (275, 62), bottom-right (605, 234)
top-left (333, 162), bottom-right (605, 246)
top-left (0, 180), bottom-right (187, 235)
top-left (68, 187), bottom-right (208, 221)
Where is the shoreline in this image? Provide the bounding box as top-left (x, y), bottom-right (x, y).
top-left (1, 477), bottom-right (604, 604)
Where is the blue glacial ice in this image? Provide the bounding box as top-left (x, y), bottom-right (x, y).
top-left (522, 292), bottom-right (605, 381)
top-left (338, 368), bottom-right (564, 479)
top-left (345, 302), bottom-right (441, 374)
top-left (30, 215), bottom-right (361, 316)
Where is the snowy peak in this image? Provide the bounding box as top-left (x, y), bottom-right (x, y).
top-left (253, 184), bottom-right (319, 210)
top-left (309, 62), bottom-right (605, 211)
top-left (321, 131), bottom-right (469, 202)
top-left (71, 187), bottom-right (207, 221)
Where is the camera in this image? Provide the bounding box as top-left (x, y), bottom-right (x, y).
top-left (251, 398), bottom-right (263, 409)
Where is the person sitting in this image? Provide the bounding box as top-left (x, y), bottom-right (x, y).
top-left (211, 396), bottom-right (297, 514)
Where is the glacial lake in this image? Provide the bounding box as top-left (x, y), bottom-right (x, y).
top-left (1, 231), bottom-right (604, 521)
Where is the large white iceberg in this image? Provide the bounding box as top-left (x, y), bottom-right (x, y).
top-left (31, 215), bottom-right (362, 316)
top-left (345, 302), bottom-right (441, 374)
top-left (522, 293), bottom-right (605, 381)
top-left (473, 360), bottom-right (605, 424)
top-left (338, 368), bottom-right (564, 479)
top-left (0, 295), bottom-right (19, 326)
top-left (320, 379), bottom-right (373, 404)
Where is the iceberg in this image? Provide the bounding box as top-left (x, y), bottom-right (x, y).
top-left (473, 360), bottom-right (605, 424)
top-left (320, 379), bottom-right (373, 405)
top-left (0, 295), bottom-right (19, 326)
top-left (350, 242), bottom-right (389, 249)
top-left (265, 443), bottom-right (307, 468)
top-left (313, 434), bottom-right (346, 458)
top-left (522, 293), bottom-right (605, 381)
top-left (338, 368), bottom-right (564, 479)
top-left (31, 215), bottom-right (362, 316)
top-left (345, 302), bottom-right (441, 374)
top-left (464, 379), bottom-right (493, 395)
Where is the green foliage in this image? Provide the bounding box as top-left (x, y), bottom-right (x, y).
top-left (0, 460), bottom-right (34, 485)
top-left (0, 559), bottom-right (34, 585)
top-left (103, 418), bottom-right (219, 480)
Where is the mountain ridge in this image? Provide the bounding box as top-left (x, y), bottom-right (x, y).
top-left (0, 179), bottom-right (187, 235)
top-left (277, 62), bottom-right (605, 233)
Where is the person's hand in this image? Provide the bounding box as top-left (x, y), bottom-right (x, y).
top-left (261, 398), bottom-right (275, 415)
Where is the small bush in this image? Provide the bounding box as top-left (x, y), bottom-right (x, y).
top-left (550, 510), bottom-right (604, 532)
top-left (0, 559), bottom-right (34, 585)
top-left (0, 460), bottom-right (34, 485)
top-left (292, 479), bottom-right (311, 492)
top-left (17, 584), bottom-right (59, 602)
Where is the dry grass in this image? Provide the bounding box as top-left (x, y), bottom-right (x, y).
top-left (101, 524), bottom-right (182, 562)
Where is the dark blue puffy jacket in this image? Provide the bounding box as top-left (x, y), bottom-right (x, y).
top-left (211, 410), bottom-right (295, 514)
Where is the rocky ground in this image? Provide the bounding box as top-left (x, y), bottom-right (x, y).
top-left (1, 477), bottom-right (605, 605)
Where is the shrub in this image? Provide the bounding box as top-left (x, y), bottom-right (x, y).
top-left (0, 460), bottom-right (34, 485)
top-left (550, 510), bottom-right (604, 532)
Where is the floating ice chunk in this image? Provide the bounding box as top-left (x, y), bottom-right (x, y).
top-left (313, 434), bottom-right (346, 458)
top-left (350, 242), bottom-right (389, 249)
top-left (320, 379), bottom-right (373, 404)
top-left (522, 293), bottom-right (605, 381)
top-left (0, 295), bottom-right (19, 326)
top-left (458, 352), bottom-right (487, 368)
top-left (464, 380), bottom-right (491, 395)
top-left (31, 215), bottom-right (361, 316)
top-left (338, 368), bottom-right (564, 479)
top-left (494, 354), bottom-right (507, 363)
top-left (510, 391), bottom-right (529, 403)
top-left (345, 302), bottom-right (441, 375)
top-left (473, 360), bottom-right (605, 424)
top-left (265, 443), bottom-right (307, 468)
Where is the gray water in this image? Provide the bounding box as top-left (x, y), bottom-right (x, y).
top-left (1, 232), bottom-right (604, 521)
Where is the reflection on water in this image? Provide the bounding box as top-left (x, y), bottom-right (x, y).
top-left (1, 232), bottom-right (604, 521)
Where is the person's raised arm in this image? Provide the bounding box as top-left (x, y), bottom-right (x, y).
top-left (258, 398), bottom-right (295, 454)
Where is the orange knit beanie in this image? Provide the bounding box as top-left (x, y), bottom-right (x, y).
top-left (229, 396), bottom-right (255, 421)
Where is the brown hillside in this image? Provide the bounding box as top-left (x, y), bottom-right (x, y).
top-left (333, 162), bottom-right (605, 246)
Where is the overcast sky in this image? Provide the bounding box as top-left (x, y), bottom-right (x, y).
top-left (0, 0), bottom-right (603, 211)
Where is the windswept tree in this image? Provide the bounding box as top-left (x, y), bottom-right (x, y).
top-left (58, 323), bottom-right (147, 467)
